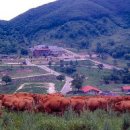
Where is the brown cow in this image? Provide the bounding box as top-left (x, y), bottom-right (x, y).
top-left (70, 98), bottom-right (85, 114)
top-left (43, 97), bottom-right (70, 115)
top-left (2, 94), bottom-right (35, 112)
top-left (114, 101), bottom-right (130, 112)
top-left (11, 98), bottom-right (35, 112)
top-left (85, 97), bottom-right (108, 111)
top-left (14, 92), bottom-right (33, 96)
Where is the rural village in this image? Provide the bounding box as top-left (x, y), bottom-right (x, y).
top-left (0, 0), bottom-right (130, 129)
top-left (0, 44), bottom-right (129, 96)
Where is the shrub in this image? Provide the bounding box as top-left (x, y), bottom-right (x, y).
top-left (56, 75), bottom-right (65, 81)
top-left (122, 114), bottom-right (130, 130)
top-left (2, 75), bottom-right (12, 85)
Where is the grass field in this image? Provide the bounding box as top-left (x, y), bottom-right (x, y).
top-left (76, 67), bottom-right (130, 91)
top-left (0, 65), bottom-right (47, 78)
top-left (50, 62), bottom-right (129, 92)
top-left (0, 109), bottom-right (130, 130)
top-left (17, 87), bottom-right (47, 94)
top-left (55, 60), bottom-right (95, 67)
top-left (96, 56), bottom-right (129, 68)
top-left (16, 83), bottom-right (48, 94)
top-left (0, 75), bottom-right (64, 94)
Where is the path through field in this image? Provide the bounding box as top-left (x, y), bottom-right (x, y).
top-left (25, 59), bottom-right (73, 94)
top-left (86, 58), bottom-right (121, 70)
top-left (12, 73), bottom-right (52, 80)
top-left (14, 82), bottom-right (56, 94)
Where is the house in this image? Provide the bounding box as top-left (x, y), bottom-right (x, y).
top-left (81, 86), bottom-right (101, 95)
top-left (33, 48), bottom-right (51, 57)
top-left (31, 45), bottom-right (64, 57)
top-left (49, 46), bottom-right (64, 56)
top-left (122, 86), bottom-right (130, 93)
top-left (31, 45), bottom-right (51, 57)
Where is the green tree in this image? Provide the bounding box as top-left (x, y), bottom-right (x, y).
top-left (60, 60), bottom-right (64, 68)
top-left (72, 74), bottom-right (84, 90)
top-left (20, 48), bottom-right (28, 55)
top-left (48, 61), bottom-right (52, 67)
top-left (113, 59), bottom-right (118, 66)
top-left (0, 59), bottom-right (2, 64)
top-left (96, 42), bottom-right (102, 54)
top-left (75, 60), bottom-right (78, 66)
top-left (124, 54), bottom-right (130, 60)
top-left (62, 66), bottom-right (76, 75)
top-left (56, 75), bottom-right (65, 81)
top-left (97, 64), bottom-right (104, 71)
top-left (2, 75), bottom-right (12, 85)
top-left (127, 63), bottom-right (130, 68)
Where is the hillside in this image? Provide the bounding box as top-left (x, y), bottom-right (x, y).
top-left (0, 0), bottom-right (130, 59)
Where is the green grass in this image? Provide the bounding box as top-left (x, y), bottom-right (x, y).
top-left (17, 83), bottom-right (47, 94)
top-left (77, 67), bottom-right (127, 91)
top-left (0, 75), bottom-right (64, 94)
top-left (96, 56), bottom-right (129, 68)
top-left (18, 87), bottom-right (47, 94)
top-left (24, 83), bottom-right (46, 88)
top-left (50, 63), bottom-right (128, 91)
top-left (0, 65), bottom-right (47, 78)
top-left (0, 109), bottom-right (129, 130)
top-left (55, 60), bottom-right (95, 67)
top-left (54, 80), bottom-right (65, 91)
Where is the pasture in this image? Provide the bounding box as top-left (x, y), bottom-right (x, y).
top-left (0, 65), bottom-right (47, 78)
top-left (0, 75), bottom-right (64, 94)
top-left (50, 62), bottom-right (125, 92)
top-left (1, 93), bottom-right (130, 130)
top-left (16, 83), bottom-right (49, 94)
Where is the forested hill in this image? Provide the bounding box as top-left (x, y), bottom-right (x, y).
top-left (0, 0), bottom-right (130, 59)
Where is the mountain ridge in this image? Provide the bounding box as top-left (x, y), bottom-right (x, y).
top-left (0, 0), bottom-right (130, 59)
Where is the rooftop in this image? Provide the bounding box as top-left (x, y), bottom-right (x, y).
top-left (122, 86), bottom-right (130, 90)
top-left (81, 86), bottom-right (101, 93)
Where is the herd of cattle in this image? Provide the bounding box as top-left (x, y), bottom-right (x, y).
top-left (0, 92), bottom-right (130, 115)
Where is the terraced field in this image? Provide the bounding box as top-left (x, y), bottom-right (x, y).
top-left (0, 65), bottom-right (47, 78)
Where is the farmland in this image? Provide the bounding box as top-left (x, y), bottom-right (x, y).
top-left (16, 83), bottom-right (50, 94)
top-left (0, 69), bottom-right (64, 94)
top-left (1, 92), bottom-right (130, 130)
top-left (0, 65), bottom-right (47, 78)
top-left (50, 60), bottom-right (129, 92)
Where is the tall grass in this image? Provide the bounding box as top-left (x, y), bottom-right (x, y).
top-left (0, 109), bottom-right (129, 130)
top-left (122, 113), bottom-right (130, 130)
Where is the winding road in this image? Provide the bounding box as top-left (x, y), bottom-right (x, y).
top-left (63, 48), bottom-right (122, 70)
top-left (12, 73), bottom-right (52, 80)
top-left (24, 49), bottom-right (122, 94)
top-left (25, 59), bottom-right (73, 94)
top-left (87, 58), bottom-right (121, 70)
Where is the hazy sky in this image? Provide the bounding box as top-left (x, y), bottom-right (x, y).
top-left (0, 0), bottom-right (56, 20)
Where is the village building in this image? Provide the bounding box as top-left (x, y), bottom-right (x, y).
top-left (49, 46), bottom-right (63, 56)
top-left (31, 45), bottom-right (64, 57)
top-left (81, 86), bottom-right (101, 95)
top-left (122, 86), bottom-right (130, 93)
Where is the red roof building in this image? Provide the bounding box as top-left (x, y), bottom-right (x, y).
top-left (122, 86), bottom-right (130, 92)
top-left (33, 48), bottom-right (51, 57)
top-left (81, 86), bottom-right (101, 95)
